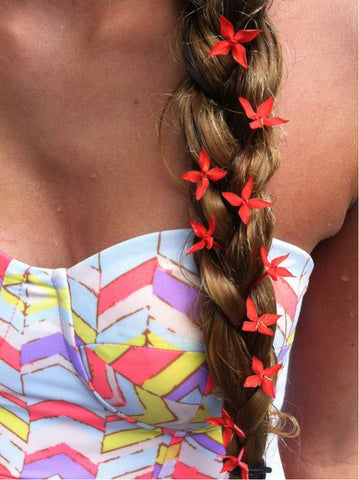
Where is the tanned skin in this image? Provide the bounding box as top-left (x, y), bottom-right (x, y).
top-left (0, 1), bottom-right (357, 477)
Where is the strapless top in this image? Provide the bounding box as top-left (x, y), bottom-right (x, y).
top-left (0, 228), bottom-right (314, 479)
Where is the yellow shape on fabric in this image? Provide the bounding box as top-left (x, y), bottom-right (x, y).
top-left (132, 387), bottom-right (175, 424)
top-left (192, 424), bottom-right (223, 444)
top-left (155, 444), bottom-right (168, 465)
top-left (166, 443), bottom-right (181, 460)
top-left (147, 332), bottom-right (178, 350)
top-left (26, 273), bottom-right (54, 289)
top-left (56, 287), bottom-right (72, 311)
top-left (122, 333), bottom-right (146, 347)
top-left (93, 344), bottom-right (130, 364)
top-left (73, 313), bottom-right (97, 344)
top-left (102, 427), bottom-right (162, 452)
top-left (26, 295), bottom-right (59, 315)
top-left (143, 351), bottom-right (205, 396)
top-left (287, 331), bottom-right (295, 346)
top-left (2, 272), bottom-right (28, 286)
top-left (190, 403), bottom-right (213, 424)
top-left (0, 407), bottom-right (29, 441)
top-left (0, 286), bottom-right (26, 312)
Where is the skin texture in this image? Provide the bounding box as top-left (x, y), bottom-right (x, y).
top-left (0, 0), bottom-right (357, 477)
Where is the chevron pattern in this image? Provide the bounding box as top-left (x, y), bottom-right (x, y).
top-left (0, 229), bottom-right (314, 479)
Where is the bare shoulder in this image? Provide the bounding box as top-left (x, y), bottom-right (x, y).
top-left (267, 0), bottom-right (357, 253)
top-left (279, 201), bottom-right (358, 478)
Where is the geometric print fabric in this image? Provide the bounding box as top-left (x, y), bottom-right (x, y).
top-left (0, 229), bottom-right (314, 479)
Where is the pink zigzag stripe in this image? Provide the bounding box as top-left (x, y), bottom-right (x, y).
top-left (0, 462), bottom-right (15, 479)
top-left (0, 391), bottom-right (27, 408)
top-left (98, 258), bottom-right (158, 314)
top-left (29, 400), bottom-right (105, 431)
top-left (24, 443), bottom-right (98, 476)
top-left (0, 338), bottom-right (21, 371)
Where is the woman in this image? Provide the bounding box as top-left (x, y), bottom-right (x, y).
top-left (0, 0), bottom-right (357, 478)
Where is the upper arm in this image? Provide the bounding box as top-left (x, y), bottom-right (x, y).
top-left (279, 202), bottom-right (358, 479)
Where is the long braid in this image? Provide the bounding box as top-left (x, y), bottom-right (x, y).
top-left (159, 0), bottom-right (292, 470)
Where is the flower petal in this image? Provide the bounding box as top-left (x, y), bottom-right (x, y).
top-left (189, 221), bottom-right (207, 238)
top-left (206, 417), bottom-right (223, 427)
top-left (246, 296), bottom-right (258, 322)
top-left (208, 41), bottom-right (231, 57)
top-left (195, 177), bottom-right (209, 200)
top-left (241, 177), bottom-right (254, 201)
top-left (234, 29), bottom-right (262, 43)
top-left (220, 458), bottom-right (238, 473)
top-left (239, 461), bottom-right (249, 480)
top-left (233, 424), bottom-right (246, 439)
top-left (244, 374), bottom-right (261, 388)
top-left (251, 355), bottom-right (264, 375)
top-left (207, 215), bottom-right (216, 235)
top-left (275, 267), bottom-right (295, 278)
top-left (257, 96), bottom-right (274, 116)
top-left (206, 236), bottom-right (214, 250)
top-left (261, 377), bottom-right (275, 398)
top-left (247, 198), bottom-right (273, 209)
top-left (181, 171), bottom-right (202, 183)
top-left (249, 118), bottom-right (263, 129)
top-left (199, 147), bottom-right (210, 172)
top-left (222, 191), bottom-right (244, 207)
top-left (231, 43), bottom-right (248, 68)
top-left (238, 97), bottom-right (257, 119)
top-left (263, 116), bottom-right (289, 126)
top-left (206, 167), bottom-right (227, 181)
top-left (271, 253), bottom-right (289, 267)
top-left (264, 363), bottom-right (282, 377)
top-left (186, 239), bottom-right (206, 255)
top-left (257, 324), bottom-right (274, 336)
top-left (219, 15), bottom-right (235, 42)
top-left (222, 428), bottom-right (233, 448)
top-left (239, 204), bottom-right (251, 224)
top-left (242, 321), bottom-right (258, 332)
top-left (260, 314), bottom-right (281, 326)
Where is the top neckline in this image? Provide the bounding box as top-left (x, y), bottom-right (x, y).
top-left (0, 228), bottom-right (314, 275)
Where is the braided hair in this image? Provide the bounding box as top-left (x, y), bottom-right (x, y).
top-left (158, 0), bottom-right (297, 473)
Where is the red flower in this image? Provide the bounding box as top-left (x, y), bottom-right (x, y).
top-left (250, 246), bottom-right (295, 290)
top-left (206, 408), bottom-right (246, 447)
top-left (180, 148), bottom-right (227, 200)
top-left (222, 177), bottom-right (272, 224)
top-left (242, 297), bottom-right (280, 336)
top-left (187, 215), bottom-right (223, 255)
top-left (208, 15), bottom-right (261, 68)
top-left (239, 96), bottom-right (288, 129)
top-left (220, 447), bottom-right (249, 479)
top-left (261, 246), bottom-right (295, 281)
top-left (243, 356), bottom-right (282, 398)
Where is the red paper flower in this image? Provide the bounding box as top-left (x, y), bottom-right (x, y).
top-left (180, 148), bottom-right (227, 200)
top-left (251, 246), bottom-right (295, 290)
top-left (206, 408), bottom-right (246, 447)
top-left (239, 96), bottom-right (288, 129)
top-left (242, 297), bottom-right (280, 336)
top-left (220, 447), bottom-right (249, 479)
top-left (244, 356), bottom-right (282, 398)
top-left (222, 177), bottom-right (272, 224)
top-left (261, 246), bottom-right (295, 281)
top-left (208, 15), bottom-right (261, 68)
top-left (187, 215), bottom-right (223, 255)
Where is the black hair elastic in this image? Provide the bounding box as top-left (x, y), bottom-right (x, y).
top-left (230, 460), bottom-right (272, 479)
